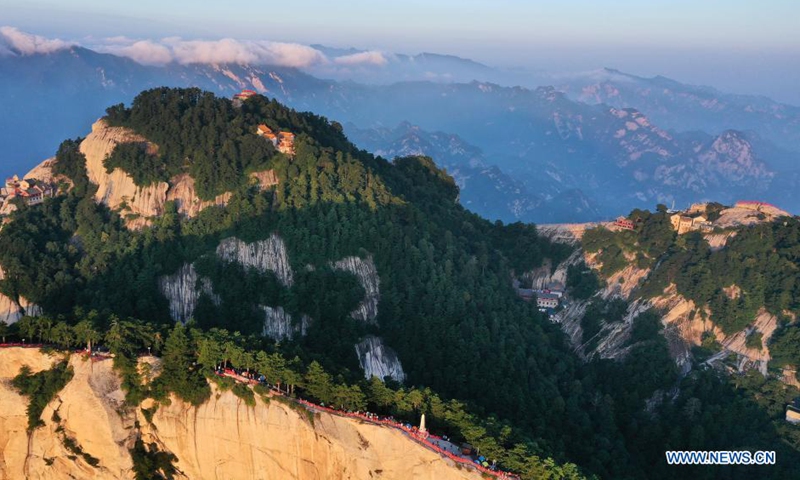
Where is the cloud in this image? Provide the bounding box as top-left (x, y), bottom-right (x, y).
top-left (333, 51), bottom-right (388, 66)
top-left (96, 36), bottom-right (329, 68)
top-left (105, 40), bottom-right (174, 66)
top-left (0, 26), bottom-right (73, 55)
top-left (0, 27), bottom-right (358, 70)
top-left (168, 38), bottom-right (259, 65)
top-left (260, 42), bottom-right (328, 68)
top-left (166, 38), bottom-right (328, 67)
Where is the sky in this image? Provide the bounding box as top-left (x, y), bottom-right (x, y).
top-left (2, 0), bottom-right (799, 103)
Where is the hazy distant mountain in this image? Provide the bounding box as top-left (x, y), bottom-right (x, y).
top-left (306, 45), bottom-right (520, 86)
top-left (1, 46), bottom-right (797, 221)
top-left (277, 80), bottom-right (797, 216)
top-left (345, 122), bottom-right (602, 223)
top-left (556, 68), bottom-right (800, 153)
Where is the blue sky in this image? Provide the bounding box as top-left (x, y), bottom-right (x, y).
top-left (3, 0), bottom-right (800, 102)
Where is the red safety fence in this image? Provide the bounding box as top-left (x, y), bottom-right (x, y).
top-left (212, 369), bottom-right (519, 478)
top-left (0, 351), bottom-right (518, 478)
top-left (292, 399), bottom-right (517, 479)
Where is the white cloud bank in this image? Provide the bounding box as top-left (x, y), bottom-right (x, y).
top-left (112, 40), bottom-right (173, 66)
top-left (0, 26), bottom-right (390, 71)
top-left (334, 51), bottom-right (388, 66)
top-left (0, 26), bottom-right (74, 55)
top-left (99, 37), bottom-right (348, 68)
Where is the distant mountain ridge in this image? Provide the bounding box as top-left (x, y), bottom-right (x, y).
top-left (346, 122), bottom-right (601, 223)
top-left (1, 46), bottom-right (798, 222)
top-left (556, 67), bottom-right (800, 153)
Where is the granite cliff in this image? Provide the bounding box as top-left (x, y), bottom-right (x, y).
top-left (0, 348), bottom-right (479, 480)
top-left (45, 119), bottom-right (279, 229)
top-left (536, 203), bottom-right (793, 378)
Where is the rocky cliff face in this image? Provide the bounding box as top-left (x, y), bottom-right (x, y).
top-left (260, 306), bottom-right (310, 341)
top-left (0, 265), bottom-right (42, 325)
top-left (649, 286), bottom-right (778, 375)
top-left (216, 235), bottom-right (294, 288)
top-left (355, 336), bottom-right (406, 383)
top-left (0, 348), bottom-right (480, 480)
top-left (0, 294), bottom-right (41, 325)
top-left (80, 119), bottom-right (169, 229)
top-left (537, 250), bottom-right (654, 361)
top-left (161, 235), bottom-right (298, 337)
top-left (159, 263), bottom-right (219, 323)
top-left (24, 158), bottom-right (61, 185)
top-left (164, 173), bottom-right (232, 219)
top-left (331, 256), bottom-right (380, 324)
top-left (543, 215), bottom-right (788, 378)
top-left (70, 119), bottom-right (278, 229)
top-left (0, 348), bottom-right (132, 479)
top-left (536, 222), bottom-right (608, 246)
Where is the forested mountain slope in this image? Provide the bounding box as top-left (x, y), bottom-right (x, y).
top-left (0, 89), bottom-right (798, 479)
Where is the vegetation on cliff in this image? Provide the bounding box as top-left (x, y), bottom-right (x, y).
top-left (12, 360), bottom-right (74, 431)
top-left (640, 219), bottom-right (800, 334)
top-left (583, 208), bottom-right (800, 336)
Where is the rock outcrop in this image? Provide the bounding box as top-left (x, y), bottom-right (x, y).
top-left (0, 293), bottom-right (41, 325)
top-left (524, 249), bottom-right (583, 291)
top-left (165, 174), bottom-right (232, 218)
top-left (551, 300), bottom-right (588, 354)
top-left (260, 306), bottom-right (310, 341)
top-left (216, 236), bottom-right (294, 288)
top-left (650, 285), bottom-right (778, 375)
top-left (331, 256), bottom-right (380, 324)
top-left (80, 120), bottom-right (169, 229)
top-left (250, 170), bottom-right (280, 191)
top-left (0, 348), bottom-right (476, 480)
top-left (0, 293), bottom-right (19, 324)
top-left (159, 263), bottom-right (218, 324)
top-left (0, 266), bottom-right (42, 324)
top-left (713, 203), bottom-right (790, 229)
top-left (142, 387), bottom-right (477, 480)
top-left (718, 309), bottom-right (777, 374)
top-left (592, 299), bottom-right (653, 361)
top-left (538, 214), bottom-right (795, 383)
top-left (355, 336), bottom-right (406, 382)
top-left (704, 231), bottom-right (737, 251)
top-left (536, 222), bottom-right (608, 246)
top-left (24, 158), bottom-right (61, 185)
top-left (597, 262), bottom-right (650, 300)
top-left (74, 119), bottom-right (279, 229)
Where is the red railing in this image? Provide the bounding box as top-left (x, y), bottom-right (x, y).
top-left (0, 347), bottom-right (518, 478)
top-left (213, 369), bottom-right (518, 479)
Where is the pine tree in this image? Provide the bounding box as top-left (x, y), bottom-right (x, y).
top-left (159, 323), bottom-right (210, 405)
top-left (73, 319), bottom-right (100, 352)
top-left (303, 361), bottom-right (333, 404)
